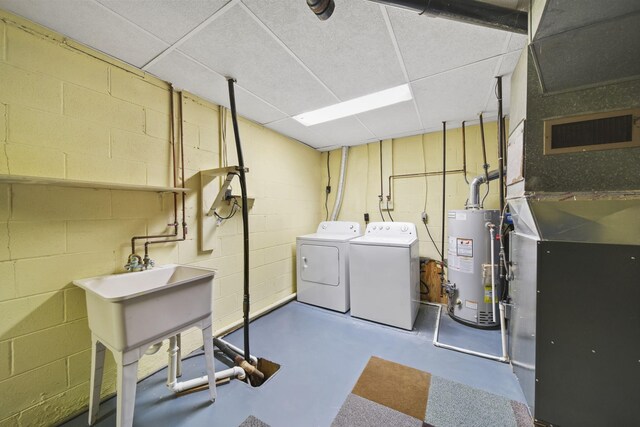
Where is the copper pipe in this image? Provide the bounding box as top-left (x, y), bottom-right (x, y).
top-left (130, 88), bottom-right (187, 259)
top-left (143, 91), bottom-right (188, 254)
top-left (387, 169), bottom-right (464, 202)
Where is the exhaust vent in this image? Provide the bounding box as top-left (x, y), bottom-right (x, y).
top-left (544, 109), bottom-right (640, 155)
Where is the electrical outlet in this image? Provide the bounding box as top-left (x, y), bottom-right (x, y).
top-left (421, 212), bottom-right (428, 223)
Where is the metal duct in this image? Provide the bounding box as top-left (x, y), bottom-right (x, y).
top-left (306, 1), bottom-right (526, 33)
top-left (366, 0), bottom-right (527, 34)
top-left (306, 0), bottom-right (335, 21)
top-left (467, 169), bottom-right (499, 209)
top-left (330, 146), bottom-right (349, 221)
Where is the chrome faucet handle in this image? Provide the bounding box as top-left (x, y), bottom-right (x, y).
top-left (142, 253), bottom-right (155, 270)
top-left (125, 254), bottom-right (143, 272)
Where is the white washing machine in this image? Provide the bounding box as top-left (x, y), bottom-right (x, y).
top-left (296, 221), bottom-right (361, 313)
top-left (349, 222), bottom-right (420, 330)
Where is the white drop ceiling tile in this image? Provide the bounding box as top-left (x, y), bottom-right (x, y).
top-left (242, 0), bottom-right (405, 100)
top-left (0, 0), bottom-right (167, 67)
top-left (412, 58), bottom-right (500, 130)
top-left (506, 33), bottom-right (527, 52)
top-left (178, 5), bottom-right (337, 116)
top-left (498, 50), bottom-right (523, 76)
top-left (267, 117), bottom-right (373, 149)
top-left (387, 7), bottom-right (508, 81)
top-left (356, 100), bottom-right (422, 139)
top-left (147, 51), bottom-right (286, 124)
top-left (377, 128), bottom-right (424, 142)
top-left (96, 0), bottom-right (229, 44)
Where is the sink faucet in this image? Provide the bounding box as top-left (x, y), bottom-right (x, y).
top-left (125, 253), bottom-right (144, 272)
top-left (143, 253), bottom-right (155, 270)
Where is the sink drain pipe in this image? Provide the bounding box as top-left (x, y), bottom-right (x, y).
top-left (213, 338), bottom-right (264, 384)
top-left (166, 336), bottom-right (246, 393)
top-left (227, 78), bottom-right (252, 363)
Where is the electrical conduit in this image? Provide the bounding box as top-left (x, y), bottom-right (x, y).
top-left (330, 146), bottom-right (348, 221)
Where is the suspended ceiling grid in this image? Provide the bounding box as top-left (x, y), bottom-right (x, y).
top-left (0, 0), bottom-right (527, 150)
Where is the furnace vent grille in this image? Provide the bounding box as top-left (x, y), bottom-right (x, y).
top-left (544, 109), bottom-right (640, 155)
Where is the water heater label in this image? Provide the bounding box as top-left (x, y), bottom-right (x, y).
top-left (465, 300), bottom-right (478, 310)
top-left (456, 238), bottom-right (473, 257)
top-left (456, 212), bottom-right (467, 221)
top-left (458, 257), bottom-right (474, 274)
top-left (484, 285), bottom-right (494, 303)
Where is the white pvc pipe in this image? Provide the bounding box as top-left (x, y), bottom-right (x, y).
top-left (166, 336), bottom-right (245, 394)
top-left (330, 146), bottom-right (348, 221)
top-left (217, 338), bottom-right (258, 365)
top-left (425, 301), bottom-right (509, 363)
top-left (144, 341), bottom-right (163, 355)
top-left (487, 223), bottom-right (497, 323)
top-left (499, 301), bottom-right (508, 360)
top-left (168, 367), bottom-right (246, 393)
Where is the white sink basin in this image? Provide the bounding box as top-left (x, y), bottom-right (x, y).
top-left (74, 264), bottom-right (215, 352)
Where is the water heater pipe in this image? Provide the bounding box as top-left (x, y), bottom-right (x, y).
top-left (330, 146), bottom-right (349, 221)
top-left (467, 169), bottom-right (499, 209)
top-left (426, 302), bottom-right (508, 363)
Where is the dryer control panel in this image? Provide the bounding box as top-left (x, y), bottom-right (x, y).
top-left (316, 221), bottom-right (361, 235)
top-left (365, 222), bottom-right (416, 237)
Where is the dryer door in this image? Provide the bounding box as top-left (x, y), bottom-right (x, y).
top-left (299, 244), bottom-right (340, 286)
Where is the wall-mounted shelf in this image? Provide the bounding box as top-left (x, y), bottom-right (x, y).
top-left (0, 174), bottom-right (189, 193)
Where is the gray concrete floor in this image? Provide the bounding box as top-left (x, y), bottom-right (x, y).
top-left (62, 302), bottom-right (525, 427)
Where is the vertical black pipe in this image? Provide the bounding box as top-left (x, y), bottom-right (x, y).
top-left (227, 78), bottom-right (251, 362)
top-left (479, 113), bottom-right (489, 183)
top-left (496, 76), bottom-right (505, 214)
top-left (461, 121), bottom-right (469, 184)
top-left (379, 141), bottom-right (383, 199)
top-left (441, 122), bottom-right (446, 267)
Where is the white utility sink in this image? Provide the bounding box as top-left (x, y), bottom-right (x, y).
top-left (74, 264), bottom-right (217, 427)
top-left (74, 264), bottom-right (215, 352)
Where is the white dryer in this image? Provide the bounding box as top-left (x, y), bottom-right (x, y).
top-left (296, 221), bottom-right (361, 313)
top-left (349, 222), bottom-right (420, 330)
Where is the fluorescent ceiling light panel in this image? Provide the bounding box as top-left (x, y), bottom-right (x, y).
top-left (293, 84), bottom-right (412, 126)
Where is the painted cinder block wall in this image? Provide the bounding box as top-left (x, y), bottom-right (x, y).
top-left (0, 11), bottom-right (320, 426)
top-left (322, 121), bottom-right (501, 261)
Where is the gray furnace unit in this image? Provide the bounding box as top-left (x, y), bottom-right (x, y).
top-left (508, 194), bottom-right (640, 427)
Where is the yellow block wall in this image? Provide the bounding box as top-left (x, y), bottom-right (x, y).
top-left (322, 122), bottom-right (501, 260)
top-left (0, 12), bottom-right (320, 426)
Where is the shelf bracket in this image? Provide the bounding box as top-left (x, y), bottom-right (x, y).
top-left (200, 166), bottom-right (248, 217)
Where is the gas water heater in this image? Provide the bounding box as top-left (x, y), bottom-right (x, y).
top-left (447, 209), bottom-right (500, 328)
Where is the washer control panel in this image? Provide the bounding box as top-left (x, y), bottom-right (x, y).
top-left (365, 222), bottom-right (416, 237)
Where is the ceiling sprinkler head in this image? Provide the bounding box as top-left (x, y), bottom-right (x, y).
top-left (307, 0), bottom-right (335, 21)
